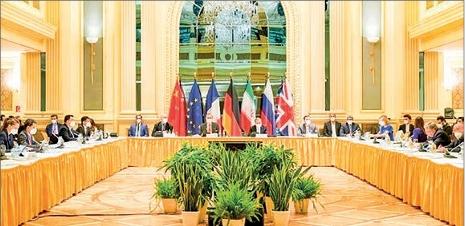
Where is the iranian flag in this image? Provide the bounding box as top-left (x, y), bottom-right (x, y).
top-left (240, 80), bottom-right (256, 132)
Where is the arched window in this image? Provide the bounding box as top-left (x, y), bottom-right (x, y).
top-left (179, 1), bottom-right (286, 110)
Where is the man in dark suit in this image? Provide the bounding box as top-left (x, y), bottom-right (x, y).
top-left (425, 121), bottom-right (451, 147)
top-left (59, 115), bottom-right (79, 142)
top-left (440, 123), bottom-right (464, 152)
top-left (340, 115), bottom-right (361, 137)
top-left (323, 113), bottom-right (341, 137)
top-left (249, 117), bottom-right (267, 137)
top-left (398, 114), bottom-right (415, 136)
top-left (200, 113), bottom-right (219, 137)
top-left (76, 116), bottom-right (92, 138)
top-left (46, 114), bottom-right (61, 144)
top-left (128, 114), bottom-right (150, 137)
top-left (0, 118), bottom-right (19, 150)
top-left (152, 115), bottom-right (173, 137)
top-left (298, 115), bottom-right (318, 136)
top-left (437, 116), bottom-right (453, 137)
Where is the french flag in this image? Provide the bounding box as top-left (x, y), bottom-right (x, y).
top-left (261, 78), bottom-right (276, 136)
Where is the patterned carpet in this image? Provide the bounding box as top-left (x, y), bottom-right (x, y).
top-left (24, 167), bottom-right (447, 226)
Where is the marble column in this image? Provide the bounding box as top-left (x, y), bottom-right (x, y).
top-left (21, 52), bottom-right (41, 114)
top-left (120, 1), bottom-right (136, 115)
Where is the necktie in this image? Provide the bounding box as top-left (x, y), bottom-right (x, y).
top-left (53, 124), bottom-right (58, 134)
top-left (162, 123), bottom-right (165, 131)
top-left (349, 124), bottom-right (352, 135)
top-left (136, 124), bottom-right (140, 137)
top-left (207, 123), bottom-right (211, 134)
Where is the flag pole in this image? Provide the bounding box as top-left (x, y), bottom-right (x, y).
top-left (230, 71), bottom-right (233, 79)
top-left (211, 72), bottom-right (215, 80)
top-left (193, 72), bottom-right (197, 80)
top-left (248, 72), bottom-right (251, 81)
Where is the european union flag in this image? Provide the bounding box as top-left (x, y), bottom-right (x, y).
top-left (187, 80), bottom-right (203, 135)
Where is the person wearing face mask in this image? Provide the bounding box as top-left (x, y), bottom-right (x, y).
top-left (249, 117), bottom-right (267, 137)
top-left (438, 123), bottom-right (464, 152)
top-left (398, 114), bottom-right (414, 136)
top-left (128, 114), bottom-right (149, 137)
top-left (0, 118), bottom-right (19, 150)
top-left (298, 115), bottom-right (318, 136)
top-left (373, 115), bottom-right (394, 141)
top-left (424, 121), bottom-right (450, 148)
top-left (46, 114), bottom-right (61, 144)
top-left (411, 116), bottom-right (427, 143)
top-left (18, 119), bottom-right (39, 146)
top-left (340, 115), bottom-right (360, 137)
top-left (323, 113), bottom-right (341, 137)
top-left (200, 113), bottom-right (219, 137)
top-left (59, 115), bottom-right (79, 142)
top-left (436, 116), bottom-right (453, 137)
top-left (77, 116), bottom-right (92, 138)
top-left (152, 115), bottom-right (173, 137)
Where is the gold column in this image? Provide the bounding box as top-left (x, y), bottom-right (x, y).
top-left (21, 53), bottom-right (41, 114)
top-left (141, 1), bottom-right (157, 116)
top-left (330, 1), bottom-right (345, 113)
top-left (120, 1), bottom-right (136, 115)
top-left (309, 1), bottom-right (326, 114)
top-left (45, 1), bottom-right (60, 113)
top-left (424, 52), bottom-right (439, 111)
top-left (404, 1), bottom-right (419, 112)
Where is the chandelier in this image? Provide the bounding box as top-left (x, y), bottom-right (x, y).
top-left (199, 1), bottom-right (259, 44)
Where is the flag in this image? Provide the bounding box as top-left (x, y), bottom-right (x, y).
top-left (222, 78), bottom-right (242, 136)
top-left (261, 78), bottom-right (276, 135)
top-left (240, 80), bottom-right (256, 132)
top-left (205, 79), bottom-right (221, 131)
top-left (187, 80), bottom-right (203, 135)
top-left (276, 79), bottom-right (297, 136)
top-left (167, 79), bottom-right (187, 136)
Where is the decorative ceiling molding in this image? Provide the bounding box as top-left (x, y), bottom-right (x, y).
top-left (408, 2), bottom-right (463, 39)
top-left (1, 1), bottom-right (56, 40)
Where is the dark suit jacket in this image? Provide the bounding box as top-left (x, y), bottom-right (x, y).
top-left (323, 121), bottom-right (341, 137)
top-left (128, 123), bottom-right (150, 137)
top-left (76, 125), bottom-right (92, 137)
top-left (442, 124), bottom-right (453, 136)
top-left (339, 123), bottom-right (361, 136)
top-left (46, 123), bottom-right (61, 144)
top-left (17, 130), bottom-right (38, 146)
top-left (249, 125), bottom-right (267, 136)
top-left (152, 122), bottom-right (173, 136)
top-left (0, 130), bottom-right (15, 150)
top-left (298, 123), bottom-right (318, 135)
top-left (59, 125), bottom-right (78, 142)
top-left (398, 124), bottom-right (414, 136)
top-left (200, 122), bottom-right (219, 137)
top-left (445, 136), bottom-right (464, 152)
top-left (430, 129), bottom-right (451, 147)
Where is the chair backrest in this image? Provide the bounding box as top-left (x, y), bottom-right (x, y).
top-left (33, 129), bottom-right (48, 142)
top-left (444, 108), bottom-right (455, 119)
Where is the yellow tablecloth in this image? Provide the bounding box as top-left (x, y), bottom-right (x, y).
top-left (127, 137), bottom-right (335, 167)
top-left (1, 139), bottom-right (128, 226)
top-left (334, 139), bottom-right (464, 226)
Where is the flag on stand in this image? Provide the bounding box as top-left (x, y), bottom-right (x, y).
top-left (205, 79), bottom-right (222, 132)
top-left (240, 80), bottom-right (256, 133)
top-left (276, 79), bottom-right (297, 136)
top-left (187, 80), bottom-right (203, 135)
top-left (167, 79), bottom-right (187, 136)
top-left (222, 78), bottom-right (242, 136)
top-left (261, 78), bottom-right (276, 135)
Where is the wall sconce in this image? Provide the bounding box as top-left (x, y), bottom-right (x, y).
top-left (86, 36), bottom-right (98, 84)
top-left (84, 0), bottom-right (102, 85)
top-left (363, 0), bottom-right (381, 85)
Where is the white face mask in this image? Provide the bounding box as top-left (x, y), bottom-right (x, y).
top-left (70, 121), bottom-right (76, 128)
top-left (11, 128), bottom-right (18, 135)
top-left (162, 118), bottom-right (168, 123)
top-left (256, 123), bottom-right (262, 127)
top-left (86, 122), bottom-right (92, 128)
top-left (136, 119), bottom-right (142, 124)
top-left (347, 121), bottom-right (353, 125)
top-left (330, 117), bottom-right (336, 122)
top-left (379, 121), bottom-right (385, 126)
top-left (305, 119), bottom-right (311, 125)
top-left (454, 132), bottom-right (463, 139)
top-left (206, 119), bottom-right (213, 123)
top-left (51, 119), bottom-right (57, 124)
top-left (404, 119), bottom-right (409, 124)
top-left (30, 128), bottom-right (37, 135)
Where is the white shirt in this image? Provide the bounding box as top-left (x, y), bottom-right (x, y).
top-left (256, 125), bottom-right (261, 133)
top-left (331, 123), bottom-right (337, 137)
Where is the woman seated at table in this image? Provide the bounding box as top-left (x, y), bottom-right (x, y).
top-left (373, 115), bottom-right (394, 141)
top-left (0, 118), bottom-right (19, 150)
top-left (18, 119), bottom-right (39, 146)
top-left (411, 116), bottom-right (427, 143)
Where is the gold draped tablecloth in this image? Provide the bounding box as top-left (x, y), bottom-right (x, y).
top-left (1, 138), bottom-right (128, 226)
top-left (127, 137), bottom-right (335, 167)
top-left (334, 139), bottom-right (464, 226)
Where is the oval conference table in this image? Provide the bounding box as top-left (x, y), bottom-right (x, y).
top-left (1, 137), bottom-right (463, 226)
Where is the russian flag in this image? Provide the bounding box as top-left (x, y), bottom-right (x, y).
top-left (261, 78), bottom-right (276, 136)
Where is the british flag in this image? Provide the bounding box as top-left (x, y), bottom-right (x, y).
top-left (276, 79), bottom-right (297, 136)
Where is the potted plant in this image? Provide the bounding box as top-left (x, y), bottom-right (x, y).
top-left (214, 183), bottom-right (261, 226)
top-left (268, 160), bottom-right (310, 226)
top-left (292, 176), bottom-right (322, 214)
top-left (162, 144), bottom-right (212, 226)
top-left (151, 177), bottom-right (179, 214)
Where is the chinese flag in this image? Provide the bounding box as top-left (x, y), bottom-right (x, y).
top-left (168, 79), bottom-right (187, 136)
